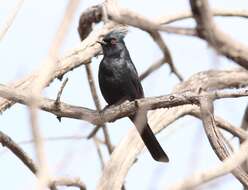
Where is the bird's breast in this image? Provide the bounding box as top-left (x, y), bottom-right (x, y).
top-left (100, 58), bottom-right (125, 77)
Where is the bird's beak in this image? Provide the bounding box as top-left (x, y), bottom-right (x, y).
top-left (97, 40), bottom-right (106, 46)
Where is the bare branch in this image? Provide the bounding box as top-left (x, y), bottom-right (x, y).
top-left (51, 177), bottom-right (86, 190)
top-left (93, 137), bottom-right (105, 169)
top-left (28, 1), bottom-right (80, 189)
top-left (96, 69), bottom-right (248, 190)
top-left (0, 22), bottom-right (124, 113)
top-left (0, 0), bottom-right (24, 41)
top-left (139, 57), bottom-right (171, 80)
top-left (2, 5), bottom-right (247, 115)
top-left (0, 82), bottom-right (248, 127)
top-left (0, 131), bottom-right (37, 174)
top-left (19, 135), bottom-right (88, 144)
top-left (190, 0), bottom-right (248, 70)
top-left (105, 1), bottom-right (183, 81)
top-left (55, 78), bottom-right (69, 106)
top-left (168, 97), bottom-right (248, 190)
top-left (241, 105), bottom-right (248, 131)
top-left (240, 105), bottom-right (248, 177)
top-left (157, 9), bottom-right (248, 25)
top-left (84, 63), bottom-right (113, 153)
top-left (78, 4), bottom-right (103, 41)
top-left (0, 131), bottom-right (58, 190)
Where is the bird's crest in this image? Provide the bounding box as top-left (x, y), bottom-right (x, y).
top-left (104, 28), bottom-right (128, 40)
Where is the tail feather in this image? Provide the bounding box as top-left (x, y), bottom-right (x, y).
top-left (129, 115), bottom-right (169, 162)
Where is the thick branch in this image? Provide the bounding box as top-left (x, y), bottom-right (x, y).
top-left (169, 99), bottom-right (248, 190)
top-left (0, 22), bottom-right (123, 113)
top-left (190, 0), bottom-right (248, 70)
top-left (199, 96), bottom-right (248, 187)
top-left (0, 83), bottom-right (247, 127)
top-left (1, 5), bottom-right (247, 114)
top-left (78, 5), bottom-right (103, 41)
top-left (96, 69), bottom-right (248, 190)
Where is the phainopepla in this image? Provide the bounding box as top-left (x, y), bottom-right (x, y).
top-left (97, 31), bottom-right (169, 162)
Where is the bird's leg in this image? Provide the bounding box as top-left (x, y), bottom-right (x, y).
top-left (100, 98), bottom-right (130, 122)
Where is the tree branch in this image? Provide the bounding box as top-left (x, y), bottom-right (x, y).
top-left (190, 0), bottom-right (248, 70)
top-left (0, 22), bottom-right (124, 113)
top-left (0, 131), bottom-right (37, 174)
top-left (157, 9), bottom-right (248, 25)
top-left (105, 0), bottom-right (183, 81)
top-left (0, 131), bottom-right (58, 190)
top-left (0, 82), bottom-right (247, 127)
top-left (0, 0), bottom-right (24, 41)
top-left (96, 69), bottom-right (248, 190)
top-left (78, 4), bottom-right (103, 41)
top-left (168, 97), bottom-right (248, 190)
top-left (51, 177), bottom-right (86, 190)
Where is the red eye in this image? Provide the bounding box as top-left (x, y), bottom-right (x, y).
top-left (110, 38), bottom-right (117, 45)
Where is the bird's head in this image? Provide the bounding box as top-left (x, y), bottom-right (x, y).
top-left (97, 30), bottom-right (127, 57)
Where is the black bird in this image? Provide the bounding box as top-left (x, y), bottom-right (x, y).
top-left (98, 31), bottom-right (169, 162)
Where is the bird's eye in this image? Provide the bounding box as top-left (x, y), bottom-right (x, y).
top-left (110, 38), bottom-right (117, 45)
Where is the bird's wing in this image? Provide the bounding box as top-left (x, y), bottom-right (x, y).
top-left (122, 59), bottom-right (144, 100)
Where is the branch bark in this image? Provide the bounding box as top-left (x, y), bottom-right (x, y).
top-left (190, 0), bottom-right (248, 70)
top-left (168, 97), bottom-right (248, 190)
top-left (0, 131), bottom-right (37, 174)
top-left (96, 69), bottom-right (248, 190)
top-left (0, 82), bottom-right (247, 127)
top-left (0, 22), bottom-right (123, 113)
top-left (105, 0), bottom-right (183, 81)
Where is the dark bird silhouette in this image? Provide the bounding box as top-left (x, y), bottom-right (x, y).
top-left (98, 31), bottom-right (169, 162)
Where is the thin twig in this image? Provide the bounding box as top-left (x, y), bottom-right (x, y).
top-left (139, 58), bottom-right (165, 81)
top-left (18, 135), bottom-right (88, 145)
top-left (78, 10), bottom-right (114, 153)
top-left (84, 64), bottom-right (113, 153)
top-left (157, 9), bottom-right (248, 25)
top-left (0, 0), bottom-right (24, 41)
top-left (0, 131), bottom-right (37, 173)
top-left (55, 78), bottom-right (69, 104)
top-left (93, 137), bottom-right (105, 169)
top-left (51, 177), bottom-right (86, 190)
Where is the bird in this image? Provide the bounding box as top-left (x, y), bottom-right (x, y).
top-left (97, 30), bottom-right (169, 162)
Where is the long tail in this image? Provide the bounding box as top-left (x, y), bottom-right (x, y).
top-left (129, 114), bottom-right (169, 162)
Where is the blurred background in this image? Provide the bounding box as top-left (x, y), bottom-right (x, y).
top-left (0, 0), bottom-right (248, 189)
